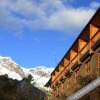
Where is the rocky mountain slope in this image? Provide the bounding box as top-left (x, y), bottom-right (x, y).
top-left (0, 56), bottom-right (54, 89)
top-left (0, 56), bottom-right (25, 80)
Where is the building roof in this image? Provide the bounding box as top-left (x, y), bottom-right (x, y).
top-left (51, 7), bottom-right (100, 75)
top-left (45, 7), bottom-right (100, 87)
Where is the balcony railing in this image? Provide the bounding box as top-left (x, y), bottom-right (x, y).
top-left (59, 64), bottom-right (70, 80)
top-left (71, 54), bottom-right (78, 67)
top-left (79, 43), bottom-right (89, 59)
top-left (63, 64), bottom-right (70, 77)
top-left (52, 30), bottom-right (100, 86)
top-left (52, 64), bottom-right (70, 85)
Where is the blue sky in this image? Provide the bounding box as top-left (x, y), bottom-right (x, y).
top-left (0, 0), bottom-right (100, 68)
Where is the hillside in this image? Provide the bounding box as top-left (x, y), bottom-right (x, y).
top-left (0, 56), bottom-right (54, 90)
top-left (0, 74), bottom-right (45, 100)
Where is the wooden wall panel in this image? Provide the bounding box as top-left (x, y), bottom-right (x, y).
top-left (79, 39), bottom-right (87, 51)
top-left (90, 24), bottom-right (99, 39)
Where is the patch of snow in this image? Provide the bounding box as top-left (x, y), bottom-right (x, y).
top-left (0, 56), bottom-right (54, 90)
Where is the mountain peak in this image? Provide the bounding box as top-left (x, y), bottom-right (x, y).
top-left (0, 56), bottom-right (54, 89)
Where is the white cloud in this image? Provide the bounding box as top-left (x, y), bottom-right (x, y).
top-left (47, 7), bottom-right (94, 33)
top-left (90, 2), bottom-right (100, 9)
top-left (0, 0), bottom-right (99, 36)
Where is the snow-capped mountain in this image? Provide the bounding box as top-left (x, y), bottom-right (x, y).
top-left (22, 66), bottom-right (54, 89)
top-left (0, 56), bottom-right (54, 89)
top-left (0, 56), bottom-right (25, 80)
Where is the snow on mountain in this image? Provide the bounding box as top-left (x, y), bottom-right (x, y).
top-left (0, 56), bottom-right (25, 80)
top-left (22, 66), bottom-right (54, 89)
top-left (0, 56), bottom-right (54, 89)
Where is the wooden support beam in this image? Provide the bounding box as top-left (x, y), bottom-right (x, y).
top-left (51, 70), bottom-right (59, 82)
top-left (64, 58), bottom-right (70, 67)
top-left (59, 65), bottom-right (64, 71)
top-left (70, 50), bottom-right (78, 60)
top-left (90, 24), bottom-right (99, 39)
top-left (78, 60), bottom-right (82, 65)
top-left (90, 48), bottom-right (94, 54)
top-left (79, 39), bottom-right (87, 51)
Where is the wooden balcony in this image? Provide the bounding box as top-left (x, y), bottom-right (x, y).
top-left (79, 30), bottom-right (100, 60)
top-left (52, 63), bottom-right (70, 86)
top-left (91, 30), bottom-right (100, 48)
top-left (52, 30), bottom-right (100, 86)
top-left (79, 43), bottom-right (89, 60)
top-left (63, 64), bottom-right (70, 77)
top-left (71, 54), bottom-right (78, 67)
top-left (54, 76), bottom-right (59, 85)
top-left (58, 64), bottom-right (70, 81)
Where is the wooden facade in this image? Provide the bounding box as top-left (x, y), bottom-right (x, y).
top-left (45, 7), bottom-right (100, 100)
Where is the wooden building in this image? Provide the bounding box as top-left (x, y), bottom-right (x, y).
top-left (45, 7), bottom-right (100, 100)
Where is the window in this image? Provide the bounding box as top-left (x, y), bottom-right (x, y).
top-left (98, 52), bottom-right (100, 68)
top-left (85, 60), bottom-right (91, 75)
